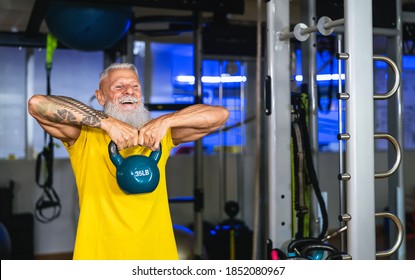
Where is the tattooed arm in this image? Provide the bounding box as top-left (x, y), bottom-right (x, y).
top-left (28, 94), bottom-right (138, 148)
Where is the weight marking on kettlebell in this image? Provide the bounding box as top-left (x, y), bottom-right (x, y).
top-left (134, 169), bottom-right (150, 177)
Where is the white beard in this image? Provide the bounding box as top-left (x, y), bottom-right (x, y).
top-left (104, 102), bottom-right (151, 130)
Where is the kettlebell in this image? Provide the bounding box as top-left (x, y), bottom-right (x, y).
top-left (108, 141), bottom-right (161, 194)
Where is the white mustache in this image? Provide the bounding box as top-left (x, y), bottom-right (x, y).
top-left (118, 96), bottom-right (140, 104)
top-left (104, 101), bottom-right (151, 130)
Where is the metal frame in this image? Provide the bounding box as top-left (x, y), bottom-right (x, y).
top-left (343, 0), bottom-right (376, 259)
top-left (265, 0), bottom-right (292, 246)
top-left (300, 0), bottom-right (321, 243)
top-left (265, 0), bottom-right (407, 260)
top-left (386, 0), bottom-right (406, 260)
top-left (192, 11), bottom-right (204, 259)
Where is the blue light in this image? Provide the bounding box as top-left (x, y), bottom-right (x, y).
top-left (295, 74), bottom-right (345, 82)
top-left (173, 224), bottom-right (193, 235)
top-left (175, 75), bottom-right (247, 84)
top-left (403, 55), bottom-right (415, 70)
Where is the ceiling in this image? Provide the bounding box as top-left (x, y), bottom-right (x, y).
top-left (0, 0), bottom-right (413, 42)
top-left (0, 0), bottom-right (259, 34)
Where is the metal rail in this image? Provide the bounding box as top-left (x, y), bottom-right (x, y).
top-left (279, 16), bottom-right (345, 41)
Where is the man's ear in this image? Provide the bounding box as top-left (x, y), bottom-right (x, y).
top-left (95, 89), bottom-right (106, 106)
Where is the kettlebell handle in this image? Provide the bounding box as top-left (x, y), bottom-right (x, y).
top-left (108, 141), bottom-right (162, 164)
top-left (108, 141), bottom-right (122, 167)
top-left (108, 140), bottom-right (119, 156)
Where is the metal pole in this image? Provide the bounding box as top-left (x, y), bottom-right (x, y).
top-left (193, 11), bottom-right (204, 259)
top-left (301, 0), bottom-right (321, 239)
top-left (238, 63), bottom-right (246, 219)
top-left (252, 0), bottom-right (264, 260)
top-left (218, 60), bottom-right (225, 222)
top-left (386, 0), bottom-right (406, 260)
top-left (344, 0), bottom-right (376, 259)
top-left (280, 18), bottom-right (345, 41)
top-left (266, 0), bottom-right (292, 246)
top-left (336, 34), bottom-right (347, 252)
top-left (25, 48), bottom-right (35, 160)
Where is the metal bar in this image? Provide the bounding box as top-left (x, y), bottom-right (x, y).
top-left (218, 60), bottom-right (226, 222)
top-left (300, 25), bottom-right (319, 36)
top-left (336, 34), bottom-right (347, 252)
top-left (373, 55), bottom-right (401, 100)
top-left (323, 211), bottom-right (404, 258)
top-left (344, 0), bottom-right (376, 260)
top-left (334, 26), bottom-right (400, 37)
top-left (25, 0), bottom-right (50, 37)
top-left (25, 49), bottom-right (36, 160)
top-left (280, 17), bottom-right (345, 41)
top-left (252, 0), bottom-right (264, 259)
top-left (402, 11), bottom-right (415, 23)
top-left (323, 225), bottom-right (347, 242)
top-left (374, 133), bottom-right (402, 179)
top-left (266, 0), bottom-right (292, 247)
top-left (375, 212), bottom-right (404, 257)
top-left (0, 32), bottom-right (47, 48)
top-left (300, 0), bottom-right (321, 239)
top-left (386, 0), bottom-right (406, 260)
top-left (238, 63), bottom-right (246, 220)
top-left (192, 11), bottom-right (204, 259)
top-left (324, 18), bottom-right (345, 29)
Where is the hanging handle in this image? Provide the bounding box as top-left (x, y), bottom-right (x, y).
top-left (324, 212), bottom-right (404, 258)
top-left (373, 55), bottom-right (401, 100)
top-left (375, 212), bottom-right (404, 258)
top-left (374, 133), bottom-right (402, 179)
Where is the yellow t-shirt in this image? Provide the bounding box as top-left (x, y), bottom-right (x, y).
top-left (65, 126), bottom-right (178, 260)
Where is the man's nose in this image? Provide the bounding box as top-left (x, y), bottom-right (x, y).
top-left (123, 85), bottom-right (142, 99)
top-left (124, 85), bottom-right (136, 95)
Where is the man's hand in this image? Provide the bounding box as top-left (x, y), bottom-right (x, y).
top-left (105, 117), bottom-right (140, 150)
top-left (137, 116), bottom-right (170, 151)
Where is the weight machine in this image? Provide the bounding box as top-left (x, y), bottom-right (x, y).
top-left (264, 0), bottom-right (405, 260)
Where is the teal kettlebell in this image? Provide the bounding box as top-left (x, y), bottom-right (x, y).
top-left (108, 141), bottom-right (161, 194)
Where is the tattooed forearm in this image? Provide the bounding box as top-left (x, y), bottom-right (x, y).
top-left (46, 96), bottom-right (108, 128)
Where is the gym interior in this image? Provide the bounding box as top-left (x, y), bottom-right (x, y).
top-left (0, 0), bottom-right (415, 260)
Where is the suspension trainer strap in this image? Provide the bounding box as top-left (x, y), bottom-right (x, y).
top-left (291, 94), bottom-right (309, 239)
top-left (298, 93), bottom-right (328, 239)
top-left (35, 34), bottom-right (61, 223)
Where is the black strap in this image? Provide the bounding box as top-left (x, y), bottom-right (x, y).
top-left (296, 94), bottom-right (329, 239)
top-left (35, 140), bottom-right (61, 223)
top-left (290, 93), bottom-right (328, 240)
top-left (291, 118), bottom-right (308, 239)
top-left (34, 59), bottom-right (61, 223)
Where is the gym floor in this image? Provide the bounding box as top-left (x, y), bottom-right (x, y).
top-left (34, 227), bottom-right (414, 260)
